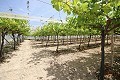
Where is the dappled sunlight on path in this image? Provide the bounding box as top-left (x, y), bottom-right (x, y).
top-left (0, 40), bottom-right (116, 80)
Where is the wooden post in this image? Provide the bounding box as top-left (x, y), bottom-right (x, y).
top-left (0, 33), bottom-right (1, 49)
top-left (111, 30), bottom-right (114, 67)
top-left (0, 33), bottom-right (2, 58)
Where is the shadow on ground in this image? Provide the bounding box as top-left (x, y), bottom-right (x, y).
top-left (113, 43), bottom-right (120, 79)
top-left (29, 39), bottom-right (119, 79)
top-left (29, 42), bottom-right (111, 66)
top-left (114, 45), bottom-right (120, 54)
top-left (75, 43), bottom-right (110, 51)
top-left (28, 49), bottom-right (54, 64)
top-left (28, 48), bottom-right (78, 64)
top-left (46, 54), bottom-right (100, 80)
top-left (32, 42), bottom-right (75, 49)
top-left (0, 44), bottom-right (19, 63)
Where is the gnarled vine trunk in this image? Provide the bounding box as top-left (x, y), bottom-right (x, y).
top-left (46, 36), bottom-right (49, 47)
top-left (100, 27), bottom-right (105, 80)
top-left (88, 34), bottom-right (91, 47)
top-left (12, 33), bottom-right (16, 50)
top-left (56, 33), bottom-right (59, 53)
top-left (0, 32), bottom-right (6, 58)
top-left (17, 34), bottom-right (20, 45)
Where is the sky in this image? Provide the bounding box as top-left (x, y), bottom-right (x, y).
top-left (0, 0), bottom-right (67, 27)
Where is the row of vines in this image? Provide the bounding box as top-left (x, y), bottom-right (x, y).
top-left (32, 17), bottom-right (103, 51)
top-left (0, 0), bottom-right (120, 79)
top-left (31, 0), bottom-right (120, 79)
top-left (0, 18), bottom-right (30, 59)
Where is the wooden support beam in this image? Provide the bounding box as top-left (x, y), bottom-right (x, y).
top-left (0, 33), bottom-right (1, 49)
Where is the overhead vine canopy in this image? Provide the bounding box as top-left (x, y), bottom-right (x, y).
top-left (51, 0), bottom-right (120, 80)
top-left (0, 18), bottom-right (30, 36)
top-left (51, 0), bottom-right (120, 33)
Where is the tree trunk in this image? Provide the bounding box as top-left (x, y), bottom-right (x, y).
top-left (17, 34), bottom-right (19, 45)
top-left (83, 35), bottom-right (85, 45)
top-left (50, 36), bottom-right (51, 42)
top-left (17, 34), bottom-right (20, 45)
top-left (55, 35), bottom-right (56, 42)
top-left (62, 36), bottom-right (64, 45)
top-left (67, 35), bottom-right (69, 48)
top-left (0, 32), bottom-right (6, 58)
top-left (41, 36), bottom-right (43, 43)
top-left (22, 35), bottom-right (24, 42)
top-left (56, 33), bottom-right (59, 53)
top-left (88, 34), bottom-right (91, 47)
top-left (79, 35), bottom-right (82, 49)
top-left (12, 33), bottom-right (16, 50)
top-left (70, 35), bottom-right (71, 44)
top-left (95, 35), bottom-right (97, 45)
top-left (53, 36), bottom-right (56, 45)
top-left (46, 36), bottom-right (49, 47)
top-left (100, 27), bottom-right (105, 80)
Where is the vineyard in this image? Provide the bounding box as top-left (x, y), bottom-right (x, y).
top-left (0, 0), bottom-right (120, 80)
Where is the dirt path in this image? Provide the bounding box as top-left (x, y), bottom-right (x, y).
top-left (0, 40), bottom-right (113, 80)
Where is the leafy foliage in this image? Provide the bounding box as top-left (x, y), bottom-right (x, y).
top-left (0, 18), bottom-right (30, 35)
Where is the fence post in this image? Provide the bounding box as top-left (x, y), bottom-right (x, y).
top-left (111, 30), bottom-right (114, 67)
top-left (0, 33), bottom-right (1, 49)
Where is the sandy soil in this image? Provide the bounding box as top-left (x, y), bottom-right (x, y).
top-left (0, 40), bottom-right (119, 80)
